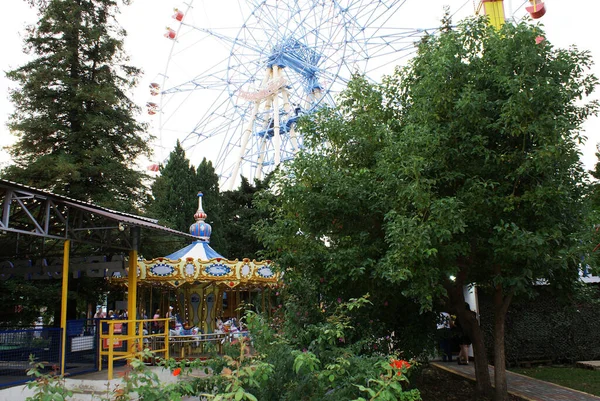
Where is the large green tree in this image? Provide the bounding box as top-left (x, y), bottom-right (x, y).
top-left (221, 176), bottom-right (272, 260)
top-left (148, 141), bottom-right (198, 233)
top-left (145, 142), bottom-right (225, 257)
top-left (2, 0), bottom-right (150, 211)
top-left (255, 76), bottom-right (439, 359)
top-left (258, 18), bottom-right (598, 401)
top-left (381, 19), bottom-right (597, 400)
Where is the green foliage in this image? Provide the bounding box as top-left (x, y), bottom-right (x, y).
top-left (24, 307), bottom-right (423, 400)
top-left (254, 76), bottom-right (439, 357)
top-left (114, 351), bottom-right (187, 401)
top-left (147, 141), bottom-right (200, 234)
top-left (240, 304), bottom-right (421, 401)
top-left (255, 17), bottom-right (598, 400)
top-left (2, 0), bottom-right (151, 212)
top-left (25, 357), bottom-right (73, 401)
top-left (379, 17), bottom-right (598, 307)
top-left (143, 142), bottom-right (226, 258)
top-left (220, 176), bottom-right (273, 259)
top-left (353, 360), bottom-right (420, 401)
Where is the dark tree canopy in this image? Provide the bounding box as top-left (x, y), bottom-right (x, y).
top-left (148, 141), bottom-right (198, 233)
top-left (2, 0), bottom-right (150, 212)
top-left (221, 175), bottom-right (273, 260)
top-left (144, 142), bottom-right (225, 258)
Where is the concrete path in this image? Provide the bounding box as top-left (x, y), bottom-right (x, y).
top-left (577, 361), bottom-right (600, 371)
top-left (0, 366), bottom-right (181, 401)
top-left (4, 360), bottom-right (598, 400)
top-left (433, 361), bottom-right (600, 401)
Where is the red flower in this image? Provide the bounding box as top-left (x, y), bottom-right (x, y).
top-left (390, 359), bottom-right (411, 375)
top-left (172, 368), bottom-right (181, 377)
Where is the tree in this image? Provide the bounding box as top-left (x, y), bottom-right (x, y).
top-left (258, 17), bottom-right (598, 401)
top-left (378, 18), bottom-right (598, 400)
top-left (144, 142), bottom-right (225, 258)
top-left (255, 77), bottom-right (439, 358)
top-left (221, 176), bottom-right (272, 260)
top-left (196, 158), bottom-right (226, 254)
top-left (144, 141), bottom-right (199, 258)
top-left (148, 141), bottom-right (197, 232)
top-left (2, 0), bottom-right (150, 212)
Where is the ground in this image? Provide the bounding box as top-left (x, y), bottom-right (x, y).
top-left (415, 365), bottom-right (524, 401)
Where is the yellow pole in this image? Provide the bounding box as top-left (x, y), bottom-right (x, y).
top-left (478, 0), bottom-right (506, 30)
top-left (60, 240), bottom-right (70, 376)
top-left (164, 319), bottom-right (170, 360)
top-left (127, 249), bottom-right (138, 359)
top-left (108, 323), bottom-right (114, 380)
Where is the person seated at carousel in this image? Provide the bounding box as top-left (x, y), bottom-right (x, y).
top-left (224, 318), bottom-right (243, 338)
top-left (152, 309), bottom-right (163, 333)
top-left (215, 316), bottom-right (225, 334)
top-left (169, 317), bottom-right (184, 336)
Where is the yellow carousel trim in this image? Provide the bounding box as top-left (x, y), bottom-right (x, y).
top-left (112, 257), bottom-right (279, 288)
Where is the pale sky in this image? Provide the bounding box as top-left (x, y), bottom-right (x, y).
top-left (0, 0), bottom-right (598, 176)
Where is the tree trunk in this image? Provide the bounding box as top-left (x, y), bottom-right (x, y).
top-left (448, 283), bottom-right (493, 398)
top-left (493, 284), bottom-right (513, 401)
top-left (469, 314), bottom-right (492, 398)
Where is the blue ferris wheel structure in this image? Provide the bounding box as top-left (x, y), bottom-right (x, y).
top-left (154, 0), bottom-right (523, 189)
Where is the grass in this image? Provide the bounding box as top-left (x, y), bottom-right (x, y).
top-left (510, 365), bottom-right (600, 396)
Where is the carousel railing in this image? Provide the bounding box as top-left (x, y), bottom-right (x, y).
top-left (99, 318), bottom-right (250, 379)
top-left (98, 318), bottom-right (170, 380)
top-left (166, 329), bottom-right (250, 358)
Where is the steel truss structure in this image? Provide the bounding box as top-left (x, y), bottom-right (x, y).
top-left (0, 179), bottom-right (195, 260)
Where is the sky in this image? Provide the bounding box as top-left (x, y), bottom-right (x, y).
top-left (0, 0), bottom-right (598, 177)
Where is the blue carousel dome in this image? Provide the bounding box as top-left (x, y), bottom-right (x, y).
top-left (189, 192), bottom-right (212, 242)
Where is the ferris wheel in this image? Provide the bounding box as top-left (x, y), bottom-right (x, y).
top-left (150, 0), bottom-right (539, 190)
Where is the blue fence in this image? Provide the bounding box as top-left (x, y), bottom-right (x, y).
top-left (0, 319), bottom-right (99, 389)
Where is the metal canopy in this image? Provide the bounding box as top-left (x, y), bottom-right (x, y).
top-left (0, 179), bottom-right (195, 257)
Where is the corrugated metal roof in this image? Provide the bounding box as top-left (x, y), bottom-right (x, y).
top-left (0, 178), bottom-right (197, 240)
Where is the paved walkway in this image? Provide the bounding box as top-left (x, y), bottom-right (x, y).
top-left (0, 366), bottom-right (179, 401)
top-left (3, 361), bottom-right (598, 401)
top-left (433, 361), bottom-right (600, 401)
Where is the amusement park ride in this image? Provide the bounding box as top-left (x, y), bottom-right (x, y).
top-left (145, 0), bottom-right (546, 190)
top-left (131, 0), bottom-right (549, 336)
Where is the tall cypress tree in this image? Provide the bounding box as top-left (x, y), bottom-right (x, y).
top-left (221, 176), bottom-right (271, 260)
top-left (148, 141), bottom-right (197, 233)
top-left (2, 0), bottom-right (150, 211)
top-left (145, 143), bottom-right (226, 257)
top-left (196, 158), bottom-right (226, 254)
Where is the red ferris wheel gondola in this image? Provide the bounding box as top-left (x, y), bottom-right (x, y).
top-left (526, 0), bottom-right (546, 19)
top-left (146, 102), bottom-right (159, 115)
top-left (164, 27), bottom-right (176, 40)
top-left (173, 8), bottom-right (184, 22)
top-left (149, 82), bottom-right (160, 96)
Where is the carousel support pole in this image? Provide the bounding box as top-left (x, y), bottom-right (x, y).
top-left (60, 240), bottom-right (70, 376)
top-left (268, 287), bottom-right (272, 317)
top-left (262, 290), bottom-right (266, 316)
top-left (128, 227), bottom-right (140, 357)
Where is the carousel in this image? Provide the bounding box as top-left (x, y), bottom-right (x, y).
top-left (113, 192), bottom-right (279, 334)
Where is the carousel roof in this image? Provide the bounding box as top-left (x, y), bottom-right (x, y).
top-left (112, 192), bottom-right (279, 289)
top-left (165, 240), bottom-right (224, 260)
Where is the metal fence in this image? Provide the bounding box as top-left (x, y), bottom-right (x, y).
top-left (0, 319), bottom-right (99, 389)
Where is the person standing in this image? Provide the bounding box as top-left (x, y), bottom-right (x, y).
top-left (437, 312), bottom-right (453, 362)
top-left (152, 309), bottom-right (161, 333)
top-left (455, 303), bottom-right (476, 365)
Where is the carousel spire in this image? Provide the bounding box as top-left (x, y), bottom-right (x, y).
top-left (189, 192), bottom-right (212, 242)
